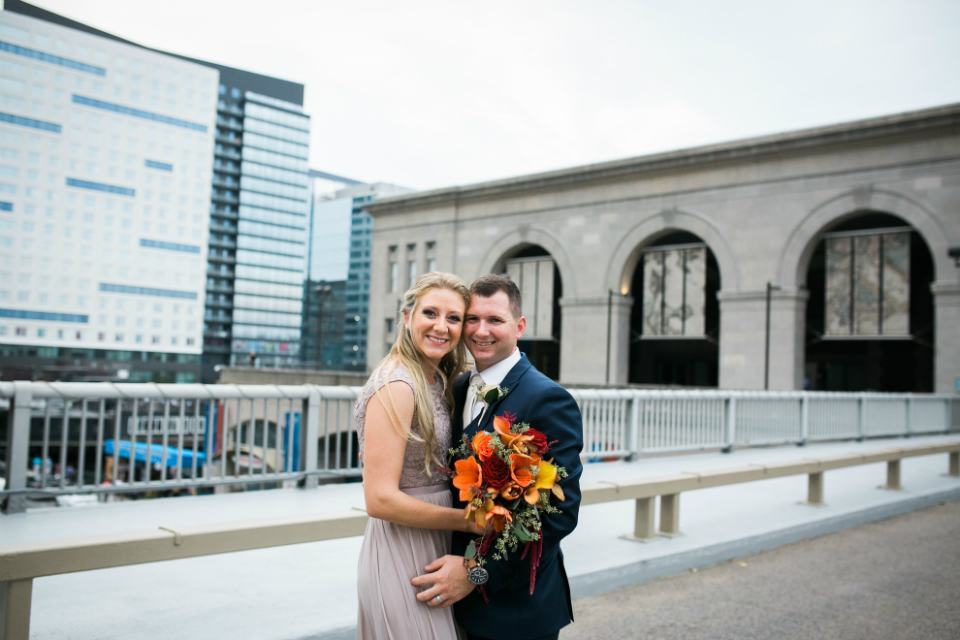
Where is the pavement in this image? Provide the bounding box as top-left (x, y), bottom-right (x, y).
top-left (560, 501), bottom-right (960, 640)
top-left (3, 434), bottom-right (960, 640)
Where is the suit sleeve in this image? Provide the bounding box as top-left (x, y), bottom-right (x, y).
top-left (483, 384), bottom-right (584, 593)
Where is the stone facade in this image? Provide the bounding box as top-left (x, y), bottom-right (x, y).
top-left (366, 104), bottom-right (960, 393)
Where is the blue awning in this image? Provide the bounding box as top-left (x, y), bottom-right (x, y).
top-left (104, 439), bottom-right (206, 467)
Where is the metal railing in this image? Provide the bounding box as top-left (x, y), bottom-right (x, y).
top-left (571, 390), bottom-right (959, 459)
top-left (2, 441), bottom-right (958, 640)
top-left (0, 382), bottom-right (362, 513)
top-left (2, 383), bottom-right (957, 513)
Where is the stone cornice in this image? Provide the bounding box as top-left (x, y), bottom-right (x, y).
top-left (367, 103), bottom-right (960, 217)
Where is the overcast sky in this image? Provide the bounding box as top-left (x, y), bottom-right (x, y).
top-left (25, 0), bottom-right (960, 192)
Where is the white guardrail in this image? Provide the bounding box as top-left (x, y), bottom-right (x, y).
top-left (1, 381), bottom-right (958, 513)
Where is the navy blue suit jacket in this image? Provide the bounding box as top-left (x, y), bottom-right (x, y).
top-left (451, 353), bottom-right (584, 639)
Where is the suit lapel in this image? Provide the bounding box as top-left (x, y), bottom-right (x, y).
top-left (452, 373), bottom-right (471, 447)
top-left (473, 354), bottom-right (533, 432)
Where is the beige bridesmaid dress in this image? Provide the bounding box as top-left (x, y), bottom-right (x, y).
top-left (354, 365), bottom-right (461, 640)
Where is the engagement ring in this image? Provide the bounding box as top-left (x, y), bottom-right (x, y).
top-left (435, 596), bottom-right (443, 605)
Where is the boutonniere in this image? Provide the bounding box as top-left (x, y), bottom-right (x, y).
top-left (471, 383), bottom-right (509, 423)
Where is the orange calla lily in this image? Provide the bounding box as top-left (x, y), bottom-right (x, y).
top-left (493, 415), bottom-right (518, 446)
top-left (524, 459), bottom-right (560, 504)
top-left (484, 502), bottom-right (513, 533)
top-left (509, 453), bottom-right (537, 488)
top-left (500, 483), bottom-right (523, 500)
top-left (452, 456), bottom-right (482, 502)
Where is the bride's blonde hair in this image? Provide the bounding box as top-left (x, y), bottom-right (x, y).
top-left (373, 271), bottom-right (471, 473)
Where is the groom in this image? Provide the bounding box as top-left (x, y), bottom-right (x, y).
top-left (412, 275), bottom-right (584, 640)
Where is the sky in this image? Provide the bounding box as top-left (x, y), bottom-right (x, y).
top-left (22, 1), bottom-right (960, 192)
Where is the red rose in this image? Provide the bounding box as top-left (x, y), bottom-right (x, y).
top-left (526, 428), bottom-right (549, 453)
top-left (482, 455), bottom-right (511, 490)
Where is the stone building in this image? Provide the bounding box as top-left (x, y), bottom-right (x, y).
top-left (365, 104), bottom-right (960, 393)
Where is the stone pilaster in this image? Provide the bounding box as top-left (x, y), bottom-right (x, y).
top-left (717, 288), bottom-right (809, 390)
top-left (931, 281), bottom-right (960, 394)
top-left (558, 295), bottom-right (633, 385)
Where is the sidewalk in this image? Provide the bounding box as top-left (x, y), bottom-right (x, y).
top-left (4, 435), bottom-right (960, 640)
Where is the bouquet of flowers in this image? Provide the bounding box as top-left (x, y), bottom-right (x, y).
top-left (449, 411), bottom-right (568, 595)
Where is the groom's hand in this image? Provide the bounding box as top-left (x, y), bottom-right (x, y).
top-left (411, 555), bottom-right (474, 609)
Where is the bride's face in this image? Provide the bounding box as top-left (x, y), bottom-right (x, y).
top-left (404, 288), bottom-right (465, 367)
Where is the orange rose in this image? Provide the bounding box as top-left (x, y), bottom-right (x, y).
top-left (472, 431), bottom-right (496, 462)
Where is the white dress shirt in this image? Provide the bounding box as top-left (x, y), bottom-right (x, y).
top-left (463, 347), bottom-right (522, 426)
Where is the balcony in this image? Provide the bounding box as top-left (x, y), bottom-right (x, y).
top-left (212, 176), bottom-right (240, 189)
top-left (217, 101), bottom-right (244, 116)
top-left (205, 298), bottom-right (234, 309)
top-left (203, 328), bottom-right (232, 338)
top-left (211, 192), bottom-right (239, 205)
top-left (215, 164), bottom-right (241, 176)
top-left (210, 209), bottom-right (239, 221)
top-left (208, 222), bottom-right (237, 234)
top-left (214, 147), bottom-right (242, 160)
top-left (207, 254), bottom-right (236, 265)
top-left (208, 237), bottom-right (237, 249)
top-left (216, 117), bottom-right (243, 131)
top-left (206, 284), bottom-right (234, 294)
top-left (215, 132), bottom-right (242, 146)
top-left (206, 267), bottom-right (234, 277)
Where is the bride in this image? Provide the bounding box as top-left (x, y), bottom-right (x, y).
top-left (355, 272), bottom-right (484, 639)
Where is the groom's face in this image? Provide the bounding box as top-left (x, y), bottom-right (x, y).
top-left (464, 291), bottom-right (526, 372)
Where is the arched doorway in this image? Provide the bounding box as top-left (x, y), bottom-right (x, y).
top-left (803, 212), bottom-right (935, 391)
top-left (493, 244), bottom-right (563, 380)
top-left (627, 231), bottom-right (721, 386)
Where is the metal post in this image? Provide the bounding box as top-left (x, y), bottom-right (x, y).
top-left (905, 395), bottom-right (913, 438)
top-left (626, 394), bottom-right (641, 461)
top-left (723, 395), bottom-right (736, 453)
top-left (799, 394), bottom-right (809, 446)
top-left (948, 451), bottom-right (960, 477)
top-left (764, 283), bottom-right (780, 390)
top-left (883, 459), bottom-right (902, 490)
top-left (858, 393), bottom-right (867, 442)
top-left (1, 578), bottom-right (33, 640)
top-left (658, 493), bottom-right (682, 537)
top-left (4, 382), bottom-right (33, 514)
top-left (806, 472), bottom-right (825, 505)
top-left (300, 387), bottom-right (321, 489)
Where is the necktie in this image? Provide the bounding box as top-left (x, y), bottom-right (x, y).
top-left (463, 373), bottom-right (484, 427)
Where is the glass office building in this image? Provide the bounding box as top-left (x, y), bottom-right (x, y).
top-left (304, 181), bottom-right (411, 371)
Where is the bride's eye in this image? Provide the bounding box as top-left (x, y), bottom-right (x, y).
top-left (448, 315), bottom-right (461, 323)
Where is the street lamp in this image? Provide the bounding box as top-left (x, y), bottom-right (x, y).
top-left (764, 282), bottom-right (781, 390)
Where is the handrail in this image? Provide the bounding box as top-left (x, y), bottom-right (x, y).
top-left (3, 441), bottom-right (959, 639)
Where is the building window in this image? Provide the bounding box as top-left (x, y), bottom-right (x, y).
top-left (427, 258), bottom-right (437, 273)
top-left (824, 230), bottom-right (910, 336)
top-left (408, 260), bottom-right (417, 287)
top-left (389, 261), bottom-right (399, 293)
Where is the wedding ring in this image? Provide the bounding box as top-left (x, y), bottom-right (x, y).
top-left (435, 596), bottom-right (443, 605)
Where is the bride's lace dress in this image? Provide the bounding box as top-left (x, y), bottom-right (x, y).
top-left (354, 364), bottom-right (460, 640)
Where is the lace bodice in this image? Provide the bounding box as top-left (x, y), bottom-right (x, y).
top-left (355, 364), bottom-right (452, 488)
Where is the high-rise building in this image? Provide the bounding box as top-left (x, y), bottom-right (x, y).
top-left (0, 6), bottom-right (217, 382)
top-left (0, 1), bottom-right (311, 382)
top-left (303, 178), bottom-right (411, 370)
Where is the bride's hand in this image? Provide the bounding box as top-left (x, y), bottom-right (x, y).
top-left (465, 517), bottom-right (494, 536)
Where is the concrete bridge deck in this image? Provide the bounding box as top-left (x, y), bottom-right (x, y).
top-left (3, 434), bottom-right (959, 640)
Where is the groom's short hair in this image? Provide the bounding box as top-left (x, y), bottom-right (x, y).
top-left (471, 275), bottom-right (522, 319)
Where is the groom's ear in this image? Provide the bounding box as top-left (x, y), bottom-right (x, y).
top-left (515, 315), bottom-right (527, 339)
